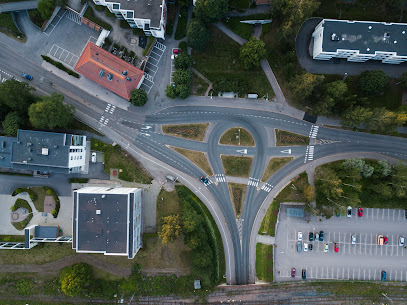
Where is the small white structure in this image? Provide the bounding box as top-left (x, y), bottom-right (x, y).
top-left (312, 19), bottom-right (407, 64)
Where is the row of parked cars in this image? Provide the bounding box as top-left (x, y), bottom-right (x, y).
top-left (291, 268), bottom-right (307, 279)
top-left (297, 231), bottom-right (330, 252)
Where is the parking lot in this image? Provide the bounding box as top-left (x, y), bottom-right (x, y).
top-left (274, 204), bottom-right (407, 282)
top-left (140, 41), bottom-right (166, 94)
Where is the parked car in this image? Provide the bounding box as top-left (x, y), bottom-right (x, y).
top-left (399, 236), bottom-right (405, 247)
top-left (291, 268), bottom-right (296, 278)
top-left (378, 235), bottom-right (384, 245)
top-left (200, 176), bottom-right (209, 185)
top-left (358, 208), bottom-right (363, 217)
top-left (297, 241), bottom-right (302, 252)
top-left (381, 271), bottom-right (387, 282)
top-left (324, 243), bottom-right (329, 252)
top-left (405, 209), bottom-right (407, 219)
top-left (298, 232), bottom-right (303, 241)
top-left (384, 236), bottom-right (388, 244)
top-left (173, 48), bottom-right (182, 54)
top-left (309, 232), bottom-right (314, 242)
top-left (21, 73), bottom-right (33, 80)
top-left (309, 244), bottom-right (313, 251)
top-left (304, 243), bottom-right (308, 252)
top-left (302, 269), bottom-right (306, 280)
top-left (315, 233), bottom-right (319, 241)
top-left (347, 206), bottom-right (352, 217)
top-left (352, 234), bottom-right (356, 245)
top-left (334, 243), bottom-right (339, 252)
top-left (91, 152), bottom-right (97, 163)
top-left (319, 231), bottom-right (324, 241)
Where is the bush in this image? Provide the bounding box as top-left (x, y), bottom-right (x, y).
top-left (94, 4), bottom-right (104, 11)
top-left (11, 198), bottom-right (31, 212)
top-left (80, 0), bottom-right (86, 4)
top-left (142, 37), bottom-right (155, 56)
top-left (59, 263), bottom-right (92, 296)
top-left (213, 77), bottom-right (248, 96)
top-left (15, 279), bottom-right (33, 295)
top-left (12, 187), bottom-right (37, 201)
top-left (37, 0), bottom-right (55, 21)
top-left (43, 186), bottom-right (60, 218)
top-left (104, 37), bottom-right (112, 46)
top-left (69, 178), bottom-right (89, 183)
top-left (120, 19), bottom-right (131, 28)
top-left (129, 89), bottom-right (148, 106)
top-left (174, 53), bottom-right (191, 70)
top-left (178, 41), bottom-right (187, 52)
top-left (129, 51), bottom-right (135, 58)
top-left (105, 8), bottom-right (115, 18)
top-left (359, 70), bottom-right (389, 96)
top-left (186, 19), bottom-right (210, 50)
top-left (174, 6), bottom-right (188, 40)
top-left (41, 55), bottom-right (80, 78)
top-left (166, 21), bottom-right (174, 36)
top-left (132, 28), bottom-right (145, 36)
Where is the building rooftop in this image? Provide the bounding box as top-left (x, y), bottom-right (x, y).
top-left (321, 19), bottom-right (407, 55)
top-left (75, 42), bottom-right (144, 100)
top-left (0, 136), bottom-right (15, 168)
top-left (106, 0), bottom-right (163, 28)
top-left (34, 226), bottom-right (59, 239)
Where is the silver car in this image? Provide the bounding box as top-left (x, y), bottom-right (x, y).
top-left (399, 236), bottom-right (405, 247)
top-left (352, 234), bottom-right (356, 245)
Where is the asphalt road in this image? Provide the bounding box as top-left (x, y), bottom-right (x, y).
top-left (1, 31), bottom-right (407, 285)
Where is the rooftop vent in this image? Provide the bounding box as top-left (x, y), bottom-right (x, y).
top-left (27, 143), bottom-right (32, 146)
top-left (126, 77), bottom-right (131, 81)
top-left (107, 73), bottom-right (113, 81)
top-left (384, 32), bottom-right (390, 40)
top-left (54, 145), bottom-right (58, 148)
top-left (122, 71), bottom-right (128, 76)
top-left (96, 209), bottom-right (101, 215)
top-left (367, 48), bottom-right (370, 51)
top-left (331, 33), bottom-right (340, 41)
top-left (403, 31), bottom-right (406, 34)
top-left (1, 141), bottom-right (5, 148)
top-left (28, 158), bottom-right (32, 161)
top-left (41, 148), bottom-right (49, 155)
top-left (368, 26), bottom-right (372, 30)
top-left (394, 40), bottom-right (398, 44)
top-left (100, 69), bottom-right (105, 77)
top-left (101, 195), bottom-right (106, 198)
top-left (0, 156), bottom-right (4, 159)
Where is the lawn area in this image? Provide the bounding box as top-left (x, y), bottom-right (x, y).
top-left (157, 189), bottom-right (182, 224)
top-left (171, 146), bottom-right (213, 176)
top-left (192, 25), bottom-right (274, 98)
top-left (174, 6), bottom-right (188, 40)
top-left (275, 129), bottom-right (310, 146)
top-left (221, 155), bottom-right (253, 177)
top-left (191, 73), bottom-right (208, 96)
top-left (222, 17), bottom-right (253, 40)
top-left (261, 157), bottom-right (294, 182)
top-left (219, 127), bottom-right (255, 146)
top-left (162, 123), bottom-right (209, 141)
top-left (30, 186), bottom-right (47, 212)
top-left (255, 243), bottom-right (273, 282)
top-left (227, 183), bottom-right (246, 217)
top-left (91, 138), bottom-right (152, 184)
top-left (166, 3), bottom-right (178, 36)
top-left (0, 12), bottom-right (24, 39)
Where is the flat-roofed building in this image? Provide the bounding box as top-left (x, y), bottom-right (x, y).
top-left (312, 19), bottom-right (407, 64)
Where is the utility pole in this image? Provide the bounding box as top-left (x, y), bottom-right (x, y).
top-left (238, 128), bottom-right (241, 146)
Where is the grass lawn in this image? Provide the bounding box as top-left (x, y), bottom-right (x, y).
top-left (222, 17), bottom-right (253, 40)
top-left (30, 186), bottom-right (48, 212)
top-left (174, 6), bottom-right (188, 40)
top-left (227, 183), bottom-right (246, 217)
top-left (261, 157), bottom-right (294, 182)
top-left (171, 147), bottom-right (213, 176)
top-left (166, 3), bottom-right (178, 36)
top-left (255, 243), bottom-right (273, 282)
top-left (191, 73), bottom-right (209, 96)
top-left (192, 25), bottom-right (274, 98)
top-left (221, 155), bottom-right (253, 177)
top-left (0, 12), bottom-right (24, 39)
top-left (275, 129), bottom-right (310, 146)
top-left (162, 123), bottom-right (209, 141)
top-left (157, 189), bottom-right (182, 224)
top-left (219, 127), bottom-right (255, 146)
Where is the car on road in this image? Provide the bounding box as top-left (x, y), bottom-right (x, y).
top-left (291, 268), bottom-right (296, 278)
top-left (309, 232), bottom-right (313, 242)
top-left (297, 241), bottom-right (302, 252)
top-left (200, 176), bottom-right (210, 185)
top-left (298, 232), bottom-right (303, 241)
top-left (334, 243), bottom-right (339, 252)
top-left (319, 231), bottom-right (324, 241)
top-left (358, 208), bottom-right (363, 217)
top-left (352, 234), bottom-right (356, 245)
top-left (21, 73), bottom-right (33, 80)
top-left (302, 269), bottom-right (306, 280)
top-left (309, 244), bottom-right (313, 251)
top-left (347, 206), bottom-right (352, 217)
top-left (304, 243), bottom-right (308, 252)
top-left (324, 243), bottom-right (329, 252)
top-left (91, 152), bottom-right (97, 163)
top-left (378, 235), bottom-right (384, 245)
top-left (381, 271), bottom-right (387, 282)
top-left (399, 236), bottom-right (405, 247)
top-left (384, 236), bottom-right (388, 244)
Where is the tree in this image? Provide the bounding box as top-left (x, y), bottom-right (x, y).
top-left (391, 163), bottom-right (407, 198)
top-left (158, 214), bottom-right (182, 244)
top-left (176, 84), bottom-right (191, 99)
top-left (173, 70), bottom-right (191, 86)
top-left (186, 19), bottom-right (210, 51)
top-left (37, 0), bottom-right (56, 20)
top-left (377, 160), bottom-right (392, 177)
top-left (341, 106), bottom-right (373, 128)
top-left (59, 263), bottom-right (91, 296)
top-left (174, 53), bottom-right (191, 70)
top-left (0, 79), bottom-right (35, 114)
top-left (2, 112), bottom-right (23, 136)
top-left (316, 167), bottom-right (343, 199)
top-left (165, 85), bottom-right (177, 99)
top-left (129, 89), bottom-right (148, 106)
top-left (28, 93), bottom-right (74, 129)
top-left (359, 70), bottom-right (389, 96)
top-left (324, 80), bottom-right (348, 100)
top-left (289, 73), bottom-right (324, 104)
top-left (401, 71), bottom-right (407, 89)
top-left (194, 0), bottom-right (228, 23)
top-left (239, 37), bottom-right (267, 70)
top-left (182, 208), bottom-right (202, 233)
top-left (365, 108), bottom-right (407, 132)
top-left (342, 158), bottom-right (374, 178)
top-left (304, 185), bottom-right (315, 203)
top-left (192, 244), bottom-right (213, 268)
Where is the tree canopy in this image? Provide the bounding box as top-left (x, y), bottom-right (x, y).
top-left (59, 263), bottom-right (91, 296)
top-left (129, 89), bottom-right (148, 107)
top-left (359, 70), bottom-right (389, 96)
top-left (2, 112), bottom-right (22, 136)
top-left (186, 19), bottom-right (210, 51)
top-left (239, 37), bottom-right (267, 70)
top-left (158, 214), bottom-right (182, 244)
top-left (0, 79), bottom-right (35, 115)
top-left (174, 53), bottom-right (191, 70)
top-left (341, 106), bottom-right (373, 128)
top-left (194, 0), bottom-right (228, 23)
top-left (28, 93), bottom-right (74, 129)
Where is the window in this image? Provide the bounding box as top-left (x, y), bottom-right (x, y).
top-left (71, 156), bottom-right (73, 160)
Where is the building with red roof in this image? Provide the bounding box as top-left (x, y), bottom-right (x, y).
top-left (75, 42), bottom-right (145, 100)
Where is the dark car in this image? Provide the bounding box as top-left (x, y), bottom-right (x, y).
top-left (381, 271), bottom-right (387, 282)
top-left (319, 231), bottom-right (324, 241)
top-left (309, 244), bottom-right (313, 251)
top-left (21, 73), bottom-right (33, 80)
top-left (297, 241), bottom-right (302, 252)
top-left (358, 208), bottom-right (363, 217)
top-left (309, 232), bottom-right (314, 242)
top-left (302, 269), bottom-right (306, 280)
top-left (200, 176), bottom-right (209, 185)
top-left (291, 268), bottom-right (296, 278)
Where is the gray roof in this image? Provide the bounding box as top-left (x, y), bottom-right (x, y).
top-left (35, 226), bottom-right (59, 238)
top-left (0, 136), bottom-right (15, 168)
top-left (11, 130), bottom-right (71, 170)
top-left (76, 192), bottom-right (131, 255)
top-left (106, 0), bottom-right (163, 28)
top-left (321, 20), bottom-right (407, 55)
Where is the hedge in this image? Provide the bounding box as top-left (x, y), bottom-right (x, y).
top-left (83, 6), bottom-right (112, 31)
top-left (43, 186), bottom-right (60, 218)
top-left (12, 187), bottom-right (37, 201)
top-left (41, 55), bottom-right (80, 78)
top-left (10, 198), bottom-right (33, 230)
top-left (69, 178), bottom-right (89, 183)
top-left (174, 6), bottom-right (188, 40)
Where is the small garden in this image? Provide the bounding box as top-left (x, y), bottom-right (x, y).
top-left (10, 198), bottom-right (32, 230)
top-left (228, 183), bottom-right (246, 216)
top-left (162, 123), bottom-right (209, 141)
top-left (221, 155), bottom-right (253, 178)
top-left (83, 6), bottom-right (112, 30)
top-left (275, 129), bottom-right (310, 146)
top-left (219, 127), bottom-right (255, 146)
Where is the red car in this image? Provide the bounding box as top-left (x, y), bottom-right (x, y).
top-left (291, 268), bottom-right (296, 278)
top-left (384, 237), bottom-right (388, 244)
top-left (358, 208), bottom-right (363, 217)
top-left (334, 243), bottom-right (339, 252)
top-left (173, 48), bottom-right (182, 54)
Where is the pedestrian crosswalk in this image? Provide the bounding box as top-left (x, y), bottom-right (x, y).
top-left (99, 116), bottom-right (109, 125)
top-left (247, 177), bottom-right (259, 187)
top-left (304, 145), bottom-right (315, 163)
top-left (66, 9), bottom-right (82, 25)
top-left (105, 104), bottom-right (116, 114)
top-left (309, 125), bottom-right (319, 139)
top-left (261, 183), bottom-right (273, 193)
top-left (215, 174), bottom-right (226, 183)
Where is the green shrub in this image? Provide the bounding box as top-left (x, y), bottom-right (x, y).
top-left (12, 187), bottom-right (37, 200)
top-left (80, 0), bottom-right (86, 4)
top-left (142, 37), bottom-right (155, 56)
top-left (120, 19), bottom-right (131, 28)
top-left (69, 177), bottom-right (89, 183)
top-left (132, 28), bottom-right (144, 36)
top-left (129, 50), bottom-right (135, 58)
top-left (83, 6), bottom-right (112, 30)
top-left (94, 4), bottom-right (104, 11)
top-left (41, 55), bottom-right (80, 78)
top-left (174, 6), bottom-right (188, 40)
top-left (213, 77), bottom-right (248, 96)
top-left (178, 41), bottom-right (187, 52)
top-left (104, 37), bottom-right (112, 46)
top-left (43, 186), bottom-right (60, 218)
top-left (15, 279), bottom-right (33, 295)
top-left (113, 43), bottom-right (120, 49)
top-left (166, 21), bottom-right (174, 36)
top-left (105, 8), bottom-right (115, 18)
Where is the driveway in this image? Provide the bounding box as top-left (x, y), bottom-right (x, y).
top-left (296, 18), bottom-right (407, 77)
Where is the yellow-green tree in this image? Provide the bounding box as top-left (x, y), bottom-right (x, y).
top-left (304, 184), bottom-right (315, 203)
top-left (159, 214), bottom-right (182, 244)
top-left (59, 263), bottom-right (91, 296)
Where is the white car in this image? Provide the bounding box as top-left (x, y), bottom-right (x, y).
top-left (399, 236), bottom-right (405, 247)
top-left (315, 233), bottom-right (319, 241)
top-left (352, 234), bottom-right (356, 245)
top-left (304, 243), bottom-right (308, 252)
top-left (324, 243), bottom-right (329, 252)
top-left (91, 152), bottom-right (97, 163)
top-left (347, 206), bottom-right (352, 217)
top-left (298, 232), bottom-right (303, 241)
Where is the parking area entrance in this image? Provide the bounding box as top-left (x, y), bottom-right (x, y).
top-left (140, 41), bottom-right (166, 94)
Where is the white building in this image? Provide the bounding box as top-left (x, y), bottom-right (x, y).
top-left (73, 187), bottom-right (143, 259)
top-left (92, 0), bottom-right (167, 39)
top-left (312, 19), bottom-right (407, 64)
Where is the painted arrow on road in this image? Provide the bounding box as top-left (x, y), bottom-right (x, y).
top-left (237, 149), bottom-right (247, 154)
top-left (281, 149), bottom-right (292, 154)
top-left (141, 126), bottom-right (152, 129)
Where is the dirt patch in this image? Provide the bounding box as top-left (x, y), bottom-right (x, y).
top-left (43, 196), bottom-right (55, 213)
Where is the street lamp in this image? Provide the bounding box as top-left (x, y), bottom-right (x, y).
top-left (238, 129), bottom-right (241, 146)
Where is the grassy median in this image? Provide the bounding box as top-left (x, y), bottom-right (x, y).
top-left (228, 183), bottom-right (246, 217)
top-left (162, 123), bottom-right (209, 142)
top-left (171, 147), bottom-right (213, 176)
top-left (221, 155), bottom-right (253, 177)
top-left (261, 157), bottom-right (294, 182)
top-left (219, 127), bottom-right (255, 146)
top-left (275, 129), bottom-right (310, 146)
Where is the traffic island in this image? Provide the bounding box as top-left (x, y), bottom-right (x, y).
top-left (275, 129), bottom-right (310, 146)
top-left (221, 155), bottom-right (253, 177)
top-left (261, 157), bottom-right (294, 182)
top-left (227, 182), bottom-right (246, 217)
top-left (219, 127), bottom-right (255, 146)
top-left (170, 146), bottom-right (213, 176)
top-left (162, 123), bottom-right (210, 142)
